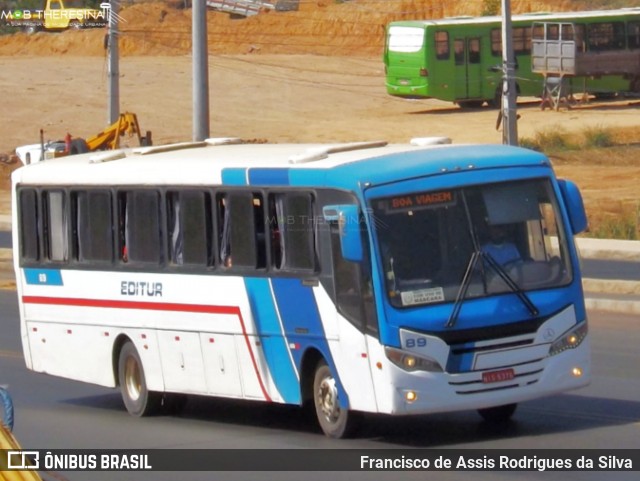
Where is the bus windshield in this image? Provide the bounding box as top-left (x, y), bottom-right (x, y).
top-left (388, 26), bottom-right (425, 53)
top-left (372, 179), bottom-right (572, 308)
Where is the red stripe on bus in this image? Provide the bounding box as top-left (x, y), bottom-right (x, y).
top-left (22, 295), bottom-right (273, 402)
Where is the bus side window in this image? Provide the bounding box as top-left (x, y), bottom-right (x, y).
top-left (628, 22), bottom-right (640, 50)
top-left (118, 190), bottom-right (162, 265)
top-left (434, 31), bottom-right (450, 60)
top-left (73, 190), bottom-right (113, 263)
top-left (268, 192), bottom-right (316, 272)
top-left (19, 188), bottom-right (40, 262)
top-left (42, 190), bottom-right (68, 262)
top-left (330, 221), bottom-right (377, 336)
top-left (167, 190), bottom-right (213, 267)
top-left (218, 191), bottom-right (266, 270)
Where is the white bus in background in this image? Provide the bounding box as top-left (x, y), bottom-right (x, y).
top-left (12, 138), bottom-right (590, 437)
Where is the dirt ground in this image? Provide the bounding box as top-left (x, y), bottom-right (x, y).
top-left (1, 54), bottom-right (640, 233)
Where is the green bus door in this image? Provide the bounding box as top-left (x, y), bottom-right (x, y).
top-left (454, 37), bottom-right (482, 102)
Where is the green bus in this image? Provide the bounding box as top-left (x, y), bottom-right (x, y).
top-left (384, 8), bottom-right (640, 107)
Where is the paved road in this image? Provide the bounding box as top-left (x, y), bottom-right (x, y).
top-left (0, 290), bottom-right (638, 480)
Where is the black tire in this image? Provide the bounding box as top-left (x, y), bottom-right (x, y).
top-left (118, 341), bottom-right (161, 417)
top-left (313, 360), bottom-right (359, 438)
top-left (69, 138), bottom-right (89, 155)
top-left (478, 403), bottom-right (517, 424)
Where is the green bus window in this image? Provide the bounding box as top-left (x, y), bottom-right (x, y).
top-left (454, 39), bottom-right (464, 65)
top-left (513, 27), bottom-right (531, 55)
top-left (628, 22), bottom-right (640, 50)
top-left (588, 22), bottom-right (625, 51)
top-left (435, 31), bottom-right (449, 60)
top-left (468, 38), bottom-right (481, 64)
top-left (574, 24), bottom-right (586, 52)
top-left (491, 29), bottom-right (501, 56)
top-left (74, 190), bottom-right (113, 264)
top-left (19, 189), bottom-right (39, 262)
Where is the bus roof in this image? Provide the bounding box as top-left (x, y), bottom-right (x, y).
top-left (12, 140), bottom-right (550, 192)
top-left (389, 8), bottom-right (640, 28)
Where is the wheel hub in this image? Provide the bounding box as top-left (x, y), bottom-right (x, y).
top-left (318, 377), bottom-right (340, 422)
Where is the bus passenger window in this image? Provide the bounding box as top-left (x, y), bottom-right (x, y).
top-left (454, 39), bottom-right (464, 65)
top-left (43, 190), bottom-right (68, 262)
top-left (468, 38), bottom-right (481, 64)
top-left (74, 190), bottom-right (113, 263)
top-left (628, 22), bottom-right (640, 50)
top-left (167, 191), bottom-right (212, 267)
top-left (588, 22), bottom-right (625, 51)
top-left (218, 192), bottom-right (265, 270)
top-left (19, 189), bottom-right (40, 262)
top-left (490, 29), bottom-right (502, 56)
top-left (268, 193), bottom-right (316, 272)
top-left (118, 191), bottom-right (162, 265)
top-left (434, 31), bottom-right (450, 60)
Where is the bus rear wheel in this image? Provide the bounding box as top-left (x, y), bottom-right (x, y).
top-left (313, 360), bottom-right (359, 438)
top-left (118, 341), bottom-right (161, 417)
top-left (477, 403), bottom-right (517, 424)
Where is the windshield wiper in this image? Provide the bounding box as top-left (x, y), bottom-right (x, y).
top-left (445, 250), bottom-right (539, 329)
top-left (482, 251), bottom-right (539, 317)
top-left (446, 251), bottom-right (481, 328)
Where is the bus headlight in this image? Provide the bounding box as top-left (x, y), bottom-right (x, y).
top-left (548, 322), bottom-right (588, 357)
top-left (385, 347), bottom-right (443, 372)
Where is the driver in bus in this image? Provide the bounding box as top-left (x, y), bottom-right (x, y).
top-left (482, 223), bottom-right (521, 266)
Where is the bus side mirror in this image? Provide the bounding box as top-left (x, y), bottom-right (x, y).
top-left (323, 204), bottom-right (364, 262)
top-left (558, 179), bottom-right (588, 235)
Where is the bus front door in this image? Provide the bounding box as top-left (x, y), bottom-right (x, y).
top-left (454, 37), bottom-right (482, 104)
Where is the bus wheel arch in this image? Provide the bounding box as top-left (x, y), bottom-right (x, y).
top-left (116, 339), bottom-right (162, 417)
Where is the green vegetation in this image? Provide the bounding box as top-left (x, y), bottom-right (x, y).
top-left (520, 125), bottom-right (640, 241)
top-left (590, 211), bottom-right (639, 240)
top-left (519, 125), bottom-right (618, 152)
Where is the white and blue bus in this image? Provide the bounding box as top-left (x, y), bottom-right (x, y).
top-left (12, 139), bottom-right (590, 438)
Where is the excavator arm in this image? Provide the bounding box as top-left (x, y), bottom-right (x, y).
top-left (85, 112), bottom-right (148, 151)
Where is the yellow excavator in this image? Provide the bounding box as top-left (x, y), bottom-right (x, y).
top-left (63, 112), bottom-right (152, 156)
top-left (16, 112), bottom-right (151, 164)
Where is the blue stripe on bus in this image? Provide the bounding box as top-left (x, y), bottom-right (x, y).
top-left (270, 278), bottom-right (350, 409)
top-left (24, 269), bottom-right (63, 286)
top-left (221, 168), bottom-right (248, 186)
top-left (236, 166), bottom-right (350, 408)
top-left (244, 278), bottom-right (301, 404)
top-left (248, 168), bottom-right (290, 186)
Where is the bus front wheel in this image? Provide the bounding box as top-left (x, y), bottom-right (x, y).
top-left (118, 341), bottom-right (161, 417)
top-left (313, 361), bottom-right (359, 438)
top-left (477, 403), bottom-right (517, 424)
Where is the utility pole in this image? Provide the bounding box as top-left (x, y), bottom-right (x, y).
top-left (192, 0), bottom-right (210, 141)
top-left (107, 0), bottom-right (120, 124)
top-left (501, 0), bottom-right (518, 145)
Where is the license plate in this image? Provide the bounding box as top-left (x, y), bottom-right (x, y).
top-left (399, 79), bottom-right (410, 86)
top-left (482, 368), bottom-right (515, 384)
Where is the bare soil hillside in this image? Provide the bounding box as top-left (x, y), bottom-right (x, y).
top-left (0, 1), bottom-right (638, 237)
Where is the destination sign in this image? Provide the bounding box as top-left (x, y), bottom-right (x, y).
top-left (383, 190), bottom-right (456, 213)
